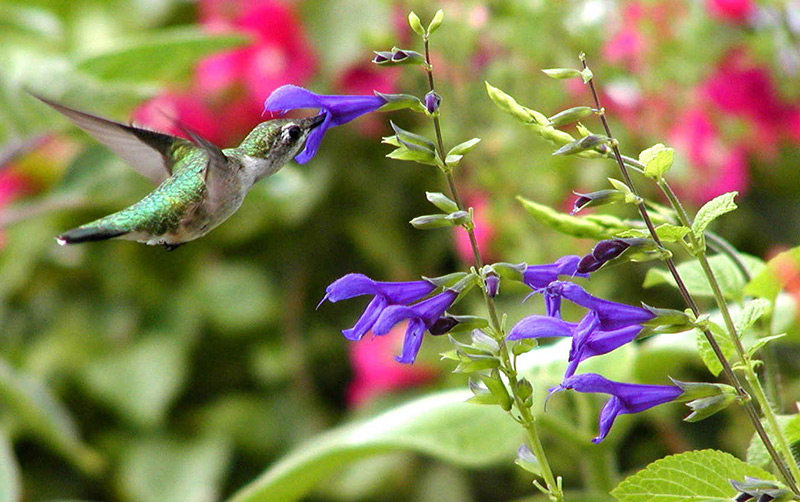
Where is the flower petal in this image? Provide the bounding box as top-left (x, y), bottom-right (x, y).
top-left (342, 295), bottom-right (386, 341)
top-left (507, 315), bottom-right (576, 341)
top-left (323, 273), bottom-right (379, 302)
top-left (395, 318), bottom-right (427, 363)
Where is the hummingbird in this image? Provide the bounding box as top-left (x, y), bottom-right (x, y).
top-left (34, 94), bottom-right (324, 250)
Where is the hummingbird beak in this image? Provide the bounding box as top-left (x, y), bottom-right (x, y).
top-left (304, 113), bottom-right (326, 130)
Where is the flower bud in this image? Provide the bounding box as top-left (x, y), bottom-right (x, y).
top-left (553, 134), bottom-right (612, 156)
top-left (428, 9), bottom-right (444, 34)
top-left (390, 48), bottom-right (426, 65)
top-left (542, 68), bottom-right (582, 79)
top-left (430, 316), bottom-right (459, 335)
top-left (547, 106), bottom-right (594, 127)
top-left (730, 477), bottom-right (790, 502)
top-left (484, 273), bottom-right (500, 298)
top-left (372, 51), bottom-right (393, 64)
top-left (571, 189), bottom-right (626, 214)
top-left (424, 90), bottom-right (441, 115)
top-left (426, 191), bottom-right (459, 213)
top-left (408, 11), bottom-right (425, 36)
top-left (515, 444), bottom-right (542, 475)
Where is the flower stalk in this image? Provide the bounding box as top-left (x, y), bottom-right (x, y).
top-left (580, 54), bottom-right (800, 495)
top-left (422, 30), bottom-right (563, 502)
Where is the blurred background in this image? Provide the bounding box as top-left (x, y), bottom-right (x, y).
top-left (1, 0), bottom-right (799, 500)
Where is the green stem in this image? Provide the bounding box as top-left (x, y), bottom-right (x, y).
top-left (422, 35), bottom-right (562, 502)
top-left (582, 55), bottom-right (800, 494)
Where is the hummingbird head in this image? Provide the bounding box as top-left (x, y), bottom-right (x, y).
top-left (236, 115), bottom-right (325, 182)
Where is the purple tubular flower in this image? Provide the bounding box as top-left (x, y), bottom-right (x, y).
top-left (545, 281), bottom-right (655, 330)
top-left (564, 311), bottom-right (643, 377)
top-left (264, 85), bottom-right (387, 164)
top-left (523, 255), bottom-right (588, 290)
top-left (550, 373), bottom-right (683, 443)
top-left (372, 290), bottom-right (458, 364)
top-left (507, 315), bottom-right (577, 341)
top-left (322, 273), bottom-right (436, 341)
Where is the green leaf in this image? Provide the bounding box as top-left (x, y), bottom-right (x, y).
top-left (117, 436), bottom-right (232, 502)
top-left (0, 358), bottom-right (102, 476)
top-left (541, 68), bottom-right (582, 79)
top-left (447, 138), bottom-right (481, 157)
top-left (692, 192), bottom-right (738, 248)
top-left (695, 321), bottom-right (735, 377)
top-left (747, 333), bottom-right (786, 359)
top-left (643, 253), bottom-right (764, 301)
top-left (427, 9), bottom-right (444, 34)
top-left (747, 415), bottom-right (800, 468)
top-left (226, 390), bottom-right (520, 502)
top-left (517, 196), bottom-right (627, 239)
top-left (80, 336), bottom-right (189, 428)
top-left (616, 224), bottom-right (689, 243)
top-left (386, 147), bottom-right (439, 166)
top-left (75, 27), bottom-right (249, 82)
top-left (611, 449), bottom-right (776, 502)
top-left (638, 144), bottom-right (674, 180)
top-left (407, 11), bottom-right (424, 35)
top-left (0, 429), bottom-right (20, 502)
top-left (745, 246), bottom-right (800, 301)
top-left (734, 298), bottom-right (770, 337)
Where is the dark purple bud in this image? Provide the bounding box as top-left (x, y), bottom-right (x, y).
top-left (571, 189), bottom-right (625, 214)
top-left (577, 254), bottom-right (603, 273)
top-left (424, 91), bottom-right (441, 114)
top-left (390, 48), bottom-right (426, 65)
top-left (430, 316), bottom-right (459, 335)
top-left (485, 274), bottom-right (500, 298)
top-left (592, 239), bottom-right (631, 262)
top-left (372, 51), bottom-right (393, 64)
top-left (734, 494), bottom-right (753, 502)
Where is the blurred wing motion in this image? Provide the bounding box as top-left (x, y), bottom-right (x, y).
top-left (31, 93), bottom-right (181, 185)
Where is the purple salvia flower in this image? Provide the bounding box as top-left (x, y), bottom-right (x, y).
top-left (372, 290), bottom-right (458, 364)
top-left (549, 373), bottom-right (683, 443)
top-left (322, 273), bottom-right (436, 341)
top-left (485, 274), bottom-right (500, 298)
top-left (522, 255), bottom-right (587, 290)
top-left (564, 311), bottom-right (643, 377)
top-left (544, 281), bottom-right (655, 330)
top-left (507, 315), bottom-right (577, 341)
top-left (264, 85), bottom-right (387, 164)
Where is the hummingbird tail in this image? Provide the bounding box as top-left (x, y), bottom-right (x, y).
top-left (56, 226), bottom-right (128, 245)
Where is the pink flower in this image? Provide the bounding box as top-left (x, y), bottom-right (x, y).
top-left (196, 0), bottom-right (316, 102)
top-left (0, 170), bottom-right (33, 248)
top-left (603, 26), bottom-right (645, 71)
top-left (453, 193), bottom-right (495, 264)
top-left (131, 93), bottom-right (224, 145)
top-left (706, 0), bottom-right (756, 24)
top-left (347, 324), bottom-right (437, 408)
top-left (669, 108), bottom-right (749, 205)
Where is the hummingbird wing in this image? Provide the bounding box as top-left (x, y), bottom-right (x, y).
top-left (32, 94), bottom-right (181, 185)
top-left (174, 122), bottom-right (232, 211)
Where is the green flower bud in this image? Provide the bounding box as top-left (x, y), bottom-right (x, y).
top-left (542, 68), bottom-right (582, 79)
top-left (408, 11), bottom-right (425, 36)
top-left (547, 106), bottom-right (595, 127)
top-left (428, 9), bottom-right (444, 34)
top-left (426, 192), bottom-right (459, 213)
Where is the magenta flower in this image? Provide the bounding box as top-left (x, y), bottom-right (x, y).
top-left (322, 274), bottom-right (436, 342)
top-left (263, 85), bottom-right (387, 163)
top-left (550, 373), bottom-right (683, 443)
top-left (372, 290), bottom-right (459, 364)
top-left (706, 0), bottom-right (756, 24)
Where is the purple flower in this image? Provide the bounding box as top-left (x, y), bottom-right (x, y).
top-left (322, 274), bottom-right (436, 341)
top-left (523, 255), bottom-right (587, 290)
top-left (424, 91), bottom-right (441, 114)
top-left (264, 85), bottom-right (387, 163)
top-left (550, 373), bottom-right (683, 443)
top-left (544, 281), bottom-right (654, 330)
top-left (507, 313), bottom-right (643, 378)
top-left (372, 290), bottom-right (458, 364)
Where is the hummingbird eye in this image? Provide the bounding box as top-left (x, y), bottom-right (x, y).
top-left (283, 125), bottom-right (302, 142)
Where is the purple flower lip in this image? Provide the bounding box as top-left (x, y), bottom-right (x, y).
top-left (264, 85), bottom-right (387, 164)
top-left (549, 373), bottom-right (683, 443)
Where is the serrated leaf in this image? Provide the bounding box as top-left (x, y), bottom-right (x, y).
top-left (747, 333), bottom-right (786, 359)
top-left (692, 192), bottom-right (738, 246)
top-left (643, 253), bottom-right (764, 301)
top-left (747, 415), bottom-right (800, 468)
top-left (638, 144), bottom-right (674, 180)
top-left (735, 298), bottom-right (770, 336)
top-left (517, 196), bottom-right (618, 239)
top-left (447, 138), bottom-right (480, 157)
top-left (745, 246), bottom-right (800, 301)
top-left (695, 321), bottom-right (735, 377)
top-left (226, 389), bottom-right (520, 502)
top-left (76, 27), bottom-right (249, 82)
top-left (611, 449), bottom-right (776, 502)
top-left (616, 224), bottom-right (689, 243)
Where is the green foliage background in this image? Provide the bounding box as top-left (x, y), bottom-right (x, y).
top-left (1, 0), bottom-right (800, 501)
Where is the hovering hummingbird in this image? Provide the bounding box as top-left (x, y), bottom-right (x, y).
top-left (34, 94), bottom-right (324, 250)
